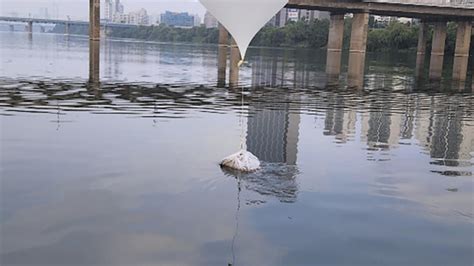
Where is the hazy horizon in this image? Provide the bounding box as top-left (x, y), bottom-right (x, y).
top-left (0, 0), bottom-right (207, 21)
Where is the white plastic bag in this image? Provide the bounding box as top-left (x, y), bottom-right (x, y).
top-left (200, 0), bottom-right (288, 60)
top-left (220, 149), bottom-right (261, 172)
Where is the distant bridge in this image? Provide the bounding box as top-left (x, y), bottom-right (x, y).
top-left (0, 16), bottom-right (139, 33)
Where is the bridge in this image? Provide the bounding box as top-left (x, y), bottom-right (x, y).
top-left (221, 0), bottom-right (474, 88)
top-left (288, 0), bottom-right (474, 20)
top-left (0, 16), bottom-right (138, 35)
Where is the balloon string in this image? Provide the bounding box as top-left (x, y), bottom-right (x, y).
top-left (238, 60), bottom-right (245, 151)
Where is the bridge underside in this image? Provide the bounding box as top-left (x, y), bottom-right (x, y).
top-left (287, 0), bottom-right (474, 20)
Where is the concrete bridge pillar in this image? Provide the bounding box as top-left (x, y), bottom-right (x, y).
top-left (452, 21), bottom-right (472, 82)
top-left (415, 22), bottom-right (428, 79)
top-left (347, 12), bottom-right (369, 89)
top-left (26, 21), bottom-right (33, 34)
top-left (326, 13), bottom-right (345, 84)
top-left (229, 36), bottom-right (241, 88)
top-left (429, 22), bottom-right (447, 80)
top-left (89, 0), bottom-right (100, 41)
top-left (218, 24), bottom-right (229, 87)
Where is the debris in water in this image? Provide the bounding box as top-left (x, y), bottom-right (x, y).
top-left (220, 149), bottom-right (260, 172)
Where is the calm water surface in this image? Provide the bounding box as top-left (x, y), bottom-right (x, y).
top-left (1, 32), bottom-right (473, 266)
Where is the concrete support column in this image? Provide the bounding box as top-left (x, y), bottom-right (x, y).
top-left (429, 22), bottom-right (447, 80)
top-left (217, 24), bottom-right (229, 87)
top-left (229, 37), bottom-right (241, 88)
top-left (452, 21), bottom-right (472, 82)
top-left (347, 12), bottom-right (369, 89)
top-left (26, 21), bottom-right (33, 33)
top-left (89, 40), bottom-right (100, 84)
top-left (415, 22), bottom-right (428, 79)
top-left (89, 0), bottom-right (100, 41)
top-left (326, 13), bottom-right (345, 84)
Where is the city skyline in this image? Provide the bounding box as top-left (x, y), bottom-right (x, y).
top-left (0, 0), bottom-right (207, 21)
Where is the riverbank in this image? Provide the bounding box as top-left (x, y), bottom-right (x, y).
top-left (49, 19), bottom-right (472, 54)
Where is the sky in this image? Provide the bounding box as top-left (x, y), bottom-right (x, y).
top-left (0, 0), bottom-right (207, 21)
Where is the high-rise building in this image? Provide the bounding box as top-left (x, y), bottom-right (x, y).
top-left (287, 9), bottom-right (300, 22)
top-left (38, 7), bottom-right (50, 19)
top-left (268, 8), bottom-right (329, 27)
top-left (204, 11), bottom-right (218, 28)
top-left (115, 0), bottom-right (124, 15)
top-left (160, 11), bottom-right (195, 28)
top-left (105, 0), bottom-right (113, 21)
top-left (193, 14), bottom-right (202, 27)
top-left (128, 9), bottom-right (150, 25)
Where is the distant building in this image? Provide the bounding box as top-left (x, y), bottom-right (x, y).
top-left (204, 11), bottom-right (218, 28)
top-left (37, 7), bottom-right (50, 19)
top-left (106, 0), bottom-right (128, 23)
top-left (105, 0), bottom-right (114, 21)
top-left (128, 8), bottom-right (149, 25)
top-left (268, 8), bottom-right (330, 27)
top-left (115, 0), bottom-right (124, 15)
top-left (300, 10), bottom-right (330, 21)
top-left (193, 14), bottom-right (202, 27)
top-left (106, 0), bottom-right (149, 26)
top-left (160, 11), bottom-right (195, 27)
top-left (287, 9), bottom-right (300, 22)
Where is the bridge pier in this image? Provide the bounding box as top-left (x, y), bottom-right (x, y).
top-left (347, 12), bottom-right (369, 89)
top-left (229, 37), bottom-right (240, 88)
top-left (9, 25), bottom-right (14, 31)
top-left (89, 0), bottom-right (100, 41)
top-left (26, 21), bottom-right (33, 34)
top-left (326, 13), bottom-right (345, 85)
top-left (415, 22), bottom-right (428, 79)
top-left (429, 22), bottom-right (447, 80)
top-left (218, 24), bottom-right (229, 87)
top-left (452, 21), bottom-right (472, 82)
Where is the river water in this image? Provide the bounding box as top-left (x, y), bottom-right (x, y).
top-left (1, 32), bottom-right (473, 266)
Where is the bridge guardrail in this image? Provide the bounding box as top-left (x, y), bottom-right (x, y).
top-left (363, 0), bottom-right (474, 8)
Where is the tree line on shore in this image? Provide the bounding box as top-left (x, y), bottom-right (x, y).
top-left (50, 18), bottom-right (472, 54)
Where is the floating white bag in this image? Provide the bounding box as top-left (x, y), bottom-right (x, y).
top-left (200, 0), bottom-right (288, 60)
top-left (220, 149), bottom-right (261, 172)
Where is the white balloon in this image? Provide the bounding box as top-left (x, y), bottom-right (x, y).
top-left (200, 0), bottom-right (288, 60)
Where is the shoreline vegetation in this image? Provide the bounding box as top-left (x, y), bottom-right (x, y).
top-left (50, 18), bottom-right (472, 54)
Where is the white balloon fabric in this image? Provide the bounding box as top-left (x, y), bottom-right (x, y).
top-left (200, 0), bottom-right (288, 60)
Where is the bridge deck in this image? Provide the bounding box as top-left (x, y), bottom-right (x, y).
top-left (287, 0), bottom-right (474, 20)
top-left (0, 17), bottom-right (138, 28)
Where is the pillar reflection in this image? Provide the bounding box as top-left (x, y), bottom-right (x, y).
top-left (229, 37), bottom-right (240, 88)
top-left (89, 40), bottom-right (100, 84)
top-left (217, 24), bottom-right (229, 87)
